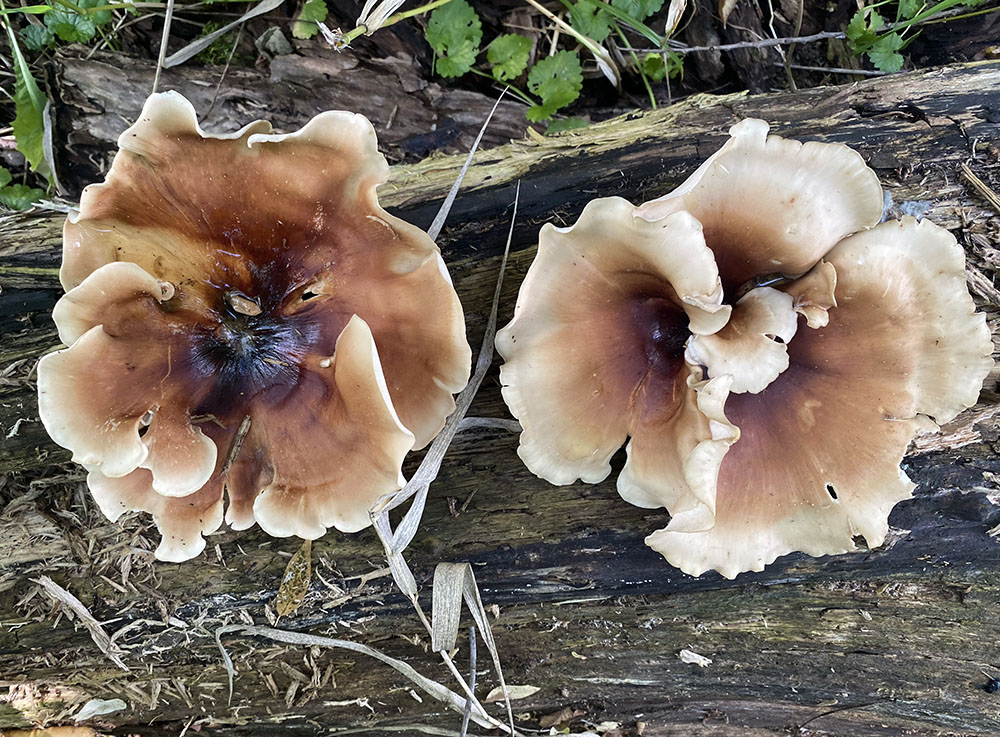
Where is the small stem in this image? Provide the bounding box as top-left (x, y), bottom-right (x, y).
top-left (380, 0), bottom-right (452, 28)
top-left (468, 67), bottom-right (535, 106)
top-left (614, 22), bottom-right (655, 110)
top-left (338, 0), bottom-right (453, 46)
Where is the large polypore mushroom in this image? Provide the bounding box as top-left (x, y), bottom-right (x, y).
top-left (38, 92), bottom-right (471, 562)
top-left (497, 119), bottom-right (994, 578)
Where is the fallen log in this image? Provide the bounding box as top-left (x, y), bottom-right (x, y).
top-left (1, 61), bottom-right (1000, 737)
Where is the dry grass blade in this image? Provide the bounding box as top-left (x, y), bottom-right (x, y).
top-left (215, 624), bottom-right (495, 727)
top-left (428, 88), bottom-right (508, 242)
top-left (433, 563), bottom-right (516, 734)
top-left (460, 626), bottom-right (476, 737)
top-left (32, 575), bottom-right (129, 671)
top-left (962, 163), bottom-right (1000, 215)
top-left (163, 0), bottom-right (284, 68)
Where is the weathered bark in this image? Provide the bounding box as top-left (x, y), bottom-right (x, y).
top-left (2, 62), bottom-right (1000, 737)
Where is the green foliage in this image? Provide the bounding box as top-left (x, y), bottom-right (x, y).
top-left (44, 8), bottom-right (95, 42)
top-left (526, 50), bottom-right (583, 122)
top-left (847, 0), bottom-right (987, 72)
top-left (640, 52), bottom-right (682, 81)
top-left (20, 23), bottom-right (54, 50)
top-left (610, 0), bottom-right (664, 18)
top-left (0, 167), bottom-right (45, 210)
top-left (425, 0), bottom-right (482, 78)
top-left (43, 0), bottom-right (111, 43)
top-left (487, 33), bottom-right (531, 81)
top-left (568, 0), bottom-right (612, 42)
top-left (3, 16), bottom-right (48, 177)
top-left (193, 21), bottom-right (239, 63)
top-left (546, 116), bottom-right (589, 134)
top-left (292, 0), bottom-right (327, 40)
top-left (868, 32), bottom-right (905, 72)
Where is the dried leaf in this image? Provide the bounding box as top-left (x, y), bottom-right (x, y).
top-left (678, 648), bottom-right (712, 667)
top-left (274, 540), bottom-right (312, 618)
top-left (719, 0), bottom-right (739, 26)
top-left (664, 0), bottom-right (687, 36)
top-left (73, 698), bottom-right (127, 722)
top-left (485, 684), bottom-right (539, 702)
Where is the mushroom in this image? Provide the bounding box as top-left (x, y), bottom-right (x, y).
top-left (38, 92), bottom-right (471, 561)
top-left (498, 120), bottom-right (994, 578)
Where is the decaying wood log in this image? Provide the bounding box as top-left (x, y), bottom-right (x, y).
top-left (2, 61), bottom-right (1000, 737)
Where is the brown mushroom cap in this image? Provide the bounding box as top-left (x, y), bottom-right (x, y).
top-left (39, 92), bottom-right (470, 560)
top-left (635, 119), bottom-right (884, 291)
top-left (495, 198), bottom-right (733, 510)
top-left (647, 217), bottom-right (994, 578)
top-left (61, 91), bottom-right (470, 449)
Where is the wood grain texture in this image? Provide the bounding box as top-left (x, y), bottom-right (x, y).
top-left (1, 61), bottom-right (1000, 737)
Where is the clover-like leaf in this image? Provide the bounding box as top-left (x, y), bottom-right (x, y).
top-left (568, 0), bottom-right (613, 43)
top-left (425, 0), bottom-right (482, 78)
top-left (488, 33), bottom-right (531, 81)
top-left (526, 50), bottom-right (583, 122)
top-left (846, 7), bottom-right (881, 52)
top-left (292, 0), bottom-right (327, 40)
top-left (868, 32), bottom-right (904, 72)
top-left (611, 0), bottom-right (664, 20)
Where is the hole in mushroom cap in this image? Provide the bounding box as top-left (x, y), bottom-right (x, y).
top-left (826, 483), bottom-right (838, 501)
top-left (301, 290), bottom-right (318, 301)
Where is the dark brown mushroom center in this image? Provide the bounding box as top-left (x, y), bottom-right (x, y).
top-left (633, 295), bottom-right (690, 366)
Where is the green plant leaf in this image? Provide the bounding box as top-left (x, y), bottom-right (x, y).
top-left (868, 31), bottom-right (904, 72)
top-left (0, 167), bottom-right (11, 188)
top-left (425, 0), bottom-right (482, 78)
top-left (846, 7), bottom-right (881, 52)
top-left (487, 33), bottom-right (531, 81)
top-left (896, 0), bottom-right (923, 20)
top-left (292, 0), bottom-right (326, 39)
top-left (0, 182), bottom-right (46, 210)
top-left (526, 50), bottom-right (583, 122)
top-left (78, 0), bottom-right (112, 26)
top-left (44, 9), bottom-right (96, 42)
top-left (20, 23), bottom-right (53, 50)
top-left (610, 0), bottom-right (664, 20)
top-left (546, 116), bottom-right (589, 134)
top-left (641, 52), bottom-right (665, 81)
top-left (3, 15), bottom-right (48, 176)
top-left (568, 0), bottom-right (612, 42)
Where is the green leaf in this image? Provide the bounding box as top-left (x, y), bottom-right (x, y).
top-left (4, 16), bottom-right (48, 176)
top-left (610, 0), bottom-right (664, 20)
top-left (641, 52), bottom-right (665, 81)
top-left (568, 0), bottom-right (612, 42)
top-left (526, 50), bottom-right (583, 122)
top-left (896, 0), bottom-right (923, 20)
top-left (545, 116), bottom-right (589, 134)
top-left (45, 9), bottom-right (97, 42)
top-left (425, 0), bottom-right (482, 78)
top-left (487, 33), bottom-right (531, 81)
top-left (0, 167), bottom-right (11, 188)
top-left (846, 8), bottom-right (881, 52)
top-left (78, 0), bottom-right (112, 26)
top-left (868, 31), bottom-right (904, 72)
top-left (292, 0), bottom-right (326, 39)
top-left (20, 23), bottom-right (53, 50)
top-left (0, 182), bottom-right (46, 210)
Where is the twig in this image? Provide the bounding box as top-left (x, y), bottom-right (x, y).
top-left (151, 0), bottom-right (174, 92)
top-left (205, 22), bottom-right (245, 119)
top-left (962, 163), bottom-right (1000, 216)
top-left (459, 626), bottom-right (476, 737)
top-left (773, 62), bottom-right (886, 76)
top-left (33, 576), bottom-right (129, 671)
